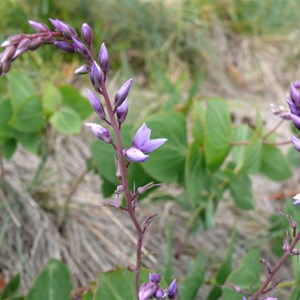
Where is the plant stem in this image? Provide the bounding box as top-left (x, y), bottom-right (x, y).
top-left (100, 81), bottom-right (143, 299)
top-left (249, 231), bottom-right (300, 300)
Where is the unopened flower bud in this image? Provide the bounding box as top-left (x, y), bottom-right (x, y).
top-left (81, 23), bottom-right (93, 46)
top-left (90, 61), bottom-right (102, 90)
top-left (1, 34), bottom-right (23, 47)
top-left (99, 42), bottom-right (109, 74)
top-left (114, 79), bottom-right (133, 108)
top-left (54, 41), bottom-right (75, 53)
top-left (167, 279), bottom-right (177, 299)
top-left (71, 36), bottom-right (89, 58)
top-left (28, 20), bottom-right (49, 32)
top-left (139, 282), bottom-right (157, 300)
top-left (74, 64), bottom-right (90, 74)
top-left (49, 18), bottom-right (77, 38)
top-left (283, 233), bottom-right (290, 252)
top-left (290, 82), bottom-right (300, 107)
top-left (0, 60), bottom-right (11, 76)
top-left (291, 249), bottom-right (300, 256)
top-left (154, 288), bottom-right (164, 299)
top-left (149, 273), bottom-right (161, 284)
top-left (85, 123), bottom-right (112, 144)
top-left (12, 38), bottom-right (31, 60)
top-left (291, 114), bottom-right (300, 130)
top-left (28, 37), bottom-right (44, 51)
top-left (86, 89), bottom-right (106, 119)
top-left (0, 45), bottom-right (16, 63)
top-left (116, 98), bottom-right (128, 124)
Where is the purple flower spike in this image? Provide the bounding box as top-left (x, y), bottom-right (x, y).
top-left (293, 193), bottom-right (300, 205)
top-left (54, 41), bottom-right (75, 53)
top-left (123, 123), bottom-right (167, 163)
top-left (114, 79), bottom-right (133, 108)
top-left (99, 42), bottom-right (109, 74)
top-left (86, 89), bottom-right (106, 119)
top-left (85, 123), bottom-right (112, 144)
top-left (149, 273), bottom-right (161, 284)
top-left (139, 282), bottom-right (157, 300)
top-left (90, 61), bottom-right (102, 90)
top-left (116, 98), bottom-right (128, 124)
top-left (28, 20), bottom-right (49, 32)
top-left (291, 135), bottom-right (300, 152)
top-left (81, 23), bottom-right (93, 46)
top-left (167, 279), bottom-right (177, 299)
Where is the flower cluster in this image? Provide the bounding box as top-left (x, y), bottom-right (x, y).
top-left (139, 274), bottom-right (177, 300)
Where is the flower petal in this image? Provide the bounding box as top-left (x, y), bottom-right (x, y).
top-left (124, 147), bottom-right (149, 163)
top-left (132, 123), bottom-right (151, 149)
top-left (141, 138), bottom-right (167, 153)
top-left (85, 123), bottom-right (112, 143)
top-left (291, 135), bottom-right (300, 152)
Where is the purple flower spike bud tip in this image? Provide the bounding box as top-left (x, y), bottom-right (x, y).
top-left (49, 18), bottom-right (77, 38)
top-left (149, 273), bottom-right (161, 284)
top-left (114, 79), bottom-right (133, 108)
top-left (90, 61), bottom-right (102, 90)
top-left (291, 135), bottom-right (300, 152)
top-left (71, 37), bottom-right (89, 58)
top-left (99, 42), bottom-right (109, 74)
top-left (86, 89), bottom-right (106, 119)
top-left (139, 282), bottom-right (157, 300)
top-left (28, 20), bottom-right (49, 32)
top-left (81, 23), bottom-right (93, 45)
top-left (291, 82), bottom-right (300, 106)
top-left (116, 98), bottom-right (128, 124)
top-left (85, 123), bottom-right (112, 144)
top-left (167, 279), bottom-right (177, 299)
top-left (293, 193), bottom-right (300, 205)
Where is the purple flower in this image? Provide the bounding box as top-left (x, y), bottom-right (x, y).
top-left (123, 123), bottom-right (167, 163)
top-left (149, 273), bottom-right (161, 284)
top-left (86, 89), bottom-right (106, 119)
top-left (75, 64), bottom-right (90, 74)
top-left (28, 20), bottom-right (49, 32)
top-left (71, 36), bottom-right (89, 58)
top-left (139, 282), bottom-right (157, 300)
top-left (81, 23), bottom-right (93, 46)
top-left (291, 135), bottom-right (300, 152)
top-left (116, 98), bottom-right (128, 124)
top-left (154, 288), bottom-right (165, 299)
top-left (54, 41), bottom-right (75, 53)
top-left (99, 42), bottom-right (109, 74)
top-left (49, 18), bottom-right (77, 38)
top-left (114, 79), bottom-right (133, 109)
top-left (85, 123), bottom-right (112, 144)
top-left (293, 193), bottom-right (300, 205)
top-left (90, 61), bottom-right (102, 90)
top-left (167, 279), bottom-right (177, 299)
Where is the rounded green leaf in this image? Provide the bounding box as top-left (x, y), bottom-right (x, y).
top-left (27, 259), bottom-right (73, 300)
top-left (50, 107), bottom-right (81, 134)
top-left (10, 95), bottom-right (45, 133)
top-left (141, 112), bottom-right (187, 184)
top-left (0, 98), bottom-right (14, 137)
top-left (42, 82), bottom-right (63, 116)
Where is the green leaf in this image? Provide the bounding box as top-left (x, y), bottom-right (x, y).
top-left (231, 126), bottom-right (262, 174)
top-left (289, 285), bottom-right (300, 300)
top-left (227, 172), bottom-right (254, 210)
top-left (3, 138), bottom-right (17, 159)
top-left (42, 82), bottom-right (63, 116)
top-left (204, 99), bottom-right (231, 172)
top-left (7, 70), bottom-right (35, 108)
top-left (10, 96), bottom-right (45, 133)
top-left (26, 259), bottom-right (72, 300)
top-left (207, 229), bottom-right (236, 300)
top-left (255, 109), bottom-right (263, 137)
top-left (49, 107), bottom-right (81, 134)
top-left (260, 144), bottom-right (293, 181)
top-left (1, 274), bottom-right (20, 299)
top-left (93, 268), bottom-right (149, 300)
top-left (59, 85), bottom-right (92, 120)
top-left (101, 177), bottom-right (117, 198)
top-left (288, 146), bottom-right (300, 167)
top-left (180, 252), bottom-right (205, 300)
top-left (223, 250), bottom-right (260, 300)
top-left (81, 292), bottom-right (93, 300)
top-left (91, 140), bottom-right (118, 186)
top-left (191, 101), bottom-right (205, 145)
top-left (0, 99), bottom-right (14, 138)
top-left (141, 112), bottom-right (187, 184)
top-left (13, 131), bottom-right (41, 154)
top-left (185, 142), bottom-right (207, 207)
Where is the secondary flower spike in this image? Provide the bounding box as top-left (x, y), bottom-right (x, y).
top-left (123, 123), bottom-right (167, 163)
